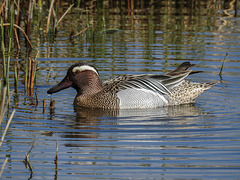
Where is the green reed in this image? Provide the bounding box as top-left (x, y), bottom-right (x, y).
top-left (0, 2), bottom-right (16, 155)
top-left (1, 2), bottom-right (14, 97)
top-left (1, 18), bottom-right (6, 80)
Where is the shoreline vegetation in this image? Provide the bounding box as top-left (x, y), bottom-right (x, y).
top-left (0, 0), bottom-right (237, 95)
top-left (0, 0), bottom-right (238, 178)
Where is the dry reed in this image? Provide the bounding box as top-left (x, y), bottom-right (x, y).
top-left (0, 109), bottom-right (15, 148)
top-left (24, 136), bottom-right (37, 173)
top-left (50, 99), bottom-right (55, 115)
top-left (2, 23), bottom-right (33, 48)
top-left (26, 51), bottom-right (39, 96)
top-left (219, 52), bottom-right (228, 78)
top-left (0, 157), bottom-right (8, 178)
top-left (55, 4), bottom-right (74, 29)
top-left (46, 0), bottom-right (55, 34)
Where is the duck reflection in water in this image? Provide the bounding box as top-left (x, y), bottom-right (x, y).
top-left (62, 103), bottom-right (206, 147)
top-left (73, 103), bottom-right (205, 120)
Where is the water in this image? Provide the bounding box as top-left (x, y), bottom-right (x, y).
top-left (1, 1), bottom-right (240, 179)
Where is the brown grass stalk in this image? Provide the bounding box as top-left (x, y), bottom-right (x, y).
top-left (27, 57), bottom-right (32, 95)
top-left (55, 4), bottom-right (74, 29)
top-left (27, 51), bottom-right (39, 96)
top-left (50, 99), bottom-right (55, 115)
top-left (27, 57), bottom-right (35, 96)
top-left (30, 59), bottom-right (35, 94)
top-left (72, 27), bottom-right (88, 37)
top-left (0, 0), bottom-right (6, 16)
top-left (26, 0), bottom-right (34, 35)
top-left (14, 0), bottom-right (20, 24)
top-left (14, 28), bottom-right (20, 50)
top-left (46, 0), bottom-right (55, 34)
top-left (2, 23), bottom-right (33, 48)
top-left (4, 0), bottom-right (8, 21)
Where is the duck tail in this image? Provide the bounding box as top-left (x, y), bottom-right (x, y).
top-left (203, 81), bottom-right (219, 90)
top-left (166, 62), bottom-right (195, 76)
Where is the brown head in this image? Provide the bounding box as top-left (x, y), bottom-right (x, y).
top-left (47, 62), bottom-right (103, 95)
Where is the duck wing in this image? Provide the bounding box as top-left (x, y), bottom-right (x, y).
top-left (102, 71), bottom-right (191, 109)
top-left (103, 70), bottom-right (191, 94)
top-left (102, 62), bottom-right (196, 109)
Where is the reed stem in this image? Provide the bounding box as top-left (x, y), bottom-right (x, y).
top-left (0, 157), bottom-right (8, 178)
top-left (2, 23), bottom-right (33, 48)
top-left (24, 136), bottom-right (37, 173)
top-left (6, 4), bottom-right (14, 97)
top-left (1, 18), bottom-right (6, 83)
top-left (54, 134), bottom-right (59, 179)
top-left (0, 86), bottom-right (7, 126)
top-left (0, 109), bottom-right (15, 148)
top-left (46, 0), bottom-right (55, 35)
top-left (219, 52), bottom-right (228, 77)
top-left (55, 4), bottom-right (74, 29)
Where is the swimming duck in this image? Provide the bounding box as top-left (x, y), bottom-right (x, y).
top-left (47, 62), bottom-right (218, 109)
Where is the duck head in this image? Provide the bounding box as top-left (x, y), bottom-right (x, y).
top-left (47, 62), bottom-right (103, 95)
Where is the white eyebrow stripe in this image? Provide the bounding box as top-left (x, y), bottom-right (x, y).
top-left (72, 65), bottom-right (98, 74)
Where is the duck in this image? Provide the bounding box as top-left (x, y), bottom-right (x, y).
top-left (47, 62), bottom-right (218, 109)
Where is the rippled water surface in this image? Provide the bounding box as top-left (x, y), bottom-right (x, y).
top-left (1, 1), bottom-right (240, 179)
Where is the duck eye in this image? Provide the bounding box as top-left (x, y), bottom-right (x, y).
top-left (74, 69), bottom-right (81, 74)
